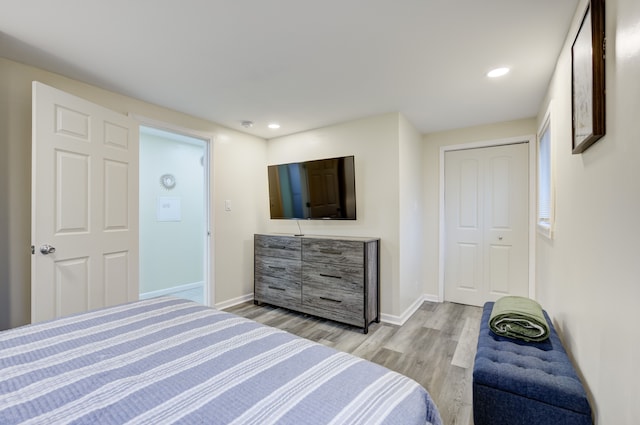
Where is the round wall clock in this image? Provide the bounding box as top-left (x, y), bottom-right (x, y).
top-left (160, 173), bottom-right (176, 190)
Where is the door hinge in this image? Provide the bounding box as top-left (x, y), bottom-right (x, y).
top-left (31, 245), bottom-right (35, 255)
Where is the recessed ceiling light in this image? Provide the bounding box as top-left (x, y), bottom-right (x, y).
top-left (487, 67), bottom-right (510, 78)
top-left (268, 123), bottom-right (280, 129)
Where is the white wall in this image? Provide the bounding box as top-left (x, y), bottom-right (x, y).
top-left (266, 113), bottom-right (407, 315)
top-left (421, 118), bottom-right (537, 298)
top-left (535, 0), bottom-right (640, 423)
top-left (0, 58), bottom-right (268, 329)
top-left (398, 114), bottom-right (425, 311)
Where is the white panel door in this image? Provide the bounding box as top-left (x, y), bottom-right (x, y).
top-left (31, 82), bottom-right (139, 323)
top-left (444, 143), bottom-right (528, 306)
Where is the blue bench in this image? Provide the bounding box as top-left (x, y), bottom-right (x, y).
top-left (473, 302), bottom-right (592, 425)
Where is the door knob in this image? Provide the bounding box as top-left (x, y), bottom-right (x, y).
top-left (40, 244), bottom-right (56, 255)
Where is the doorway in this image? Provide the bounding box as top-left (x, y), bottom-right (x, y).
top-left (441, 139), bottom-right (533, 306)
top-left (138, 126), bottom-right (210, 305)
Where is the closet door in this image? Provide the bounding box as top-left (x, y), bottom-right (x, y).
top-left (444, 143), bottom-right (528, 306)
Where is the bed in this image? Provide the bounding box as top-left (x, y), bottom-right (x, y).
top-left (0, 296), bottom-right (442, 425)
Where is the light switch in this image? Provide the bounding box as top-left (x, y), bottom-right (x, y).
top-left (224, 200), bottom-right (231, 211)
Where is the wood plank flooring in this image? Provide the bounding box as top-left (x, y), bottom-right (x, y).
top-left (225, 300), bottom-right (482, 425)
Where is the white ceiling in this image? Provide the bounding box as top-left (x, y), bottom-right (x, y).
top-left (0, 0), bottom-right (579, 139)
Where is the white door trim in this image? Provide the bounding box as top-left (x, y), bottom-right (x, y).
top-left (438, 135), bottom-right (536, 302)
top-left (130, 114), bottom-right (215, 307)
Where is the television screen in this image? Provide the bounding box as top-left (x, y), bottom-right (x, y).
top-left (268, 156), bottom-right (356, 220)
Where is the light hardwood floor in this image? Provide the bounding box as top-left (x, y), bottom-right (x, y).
top-left (225, 300), bottom-right (483, 425)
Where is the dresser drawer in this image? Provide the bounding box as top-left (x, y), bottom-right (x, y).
top-left (255, 256), bottom-right (300, 281)
top-left (255, 234), bottom-right (301, 260)
top-left (302, 283), bottom-right (363, 317)
top-left (255, 274), bottom-right (301, 306)
top-left (302, 262), bottom-right (364, 291)
top-left (302, 239), bottom-right (363, 266)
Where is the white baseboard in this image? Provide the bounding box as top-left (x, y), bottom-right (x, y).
top-left (380, 293), bottom-right (441, 326)
top-left (423, 293), bottom-right (440, 303)
top-left (139, 281), bottom-right (204, 300)
top-left (213, 292), bottom-right (441, 327)
top-left (215, 293), bottom-right (255, 310)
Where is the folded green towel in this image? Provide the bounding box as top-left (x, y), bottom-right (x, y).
top-left (489, 296), bottom-right (550, 342)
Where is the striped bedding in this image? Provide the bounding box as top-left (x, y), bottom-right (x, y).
top-left (0, 297), bottom-right (442, 425)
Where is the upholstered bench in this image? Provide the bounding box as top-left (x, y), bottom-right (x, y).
top-left (473, 302), bottom-right (592, 425)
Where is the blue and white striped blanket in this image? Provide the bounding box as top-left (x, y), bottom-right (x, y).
top-left (0, 297), bottom-right (442, 425)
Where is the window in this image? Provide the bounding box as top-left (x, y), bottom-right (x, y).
top-left (537, 104), bottom-right (554, 238)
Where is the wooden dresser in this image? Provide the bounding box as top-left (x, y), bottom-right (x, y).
top-left (254, 234), bottom-right (380, 333)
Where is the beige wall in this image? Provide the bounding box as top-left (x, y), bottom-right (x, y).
top-left (535, 0), bottom-right (640, 423)
top-left (421, 118), bottom-right (537, 298)
top-left (0, 58), bottom-right (268, 330)
top-left (398, 114), bottom-right (425, 311)
top-left (266, 113), bottom-right (406, 315)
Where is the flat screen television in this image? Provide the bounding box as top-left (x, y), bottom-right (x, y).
top-left (268, 155), bottom-right (356, 220)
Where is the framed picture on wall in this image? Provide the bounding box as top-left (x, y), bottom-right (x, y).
top-left (571, 0), bottom-right (606, 154)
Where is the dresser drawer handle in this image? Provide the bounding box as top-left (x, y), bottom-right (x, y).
top-left (319, 297), bottom-right (342, 304)
top-left (268, 266), bottom-right (286, 271)
top-left (319, 273), bottom-right (342, 279)
top-left (268, 286), bottom-right (285, 291)
top-left (268, 245), bottom-right (287, 249)
top-left (319, 249), bottom-right (342, 255)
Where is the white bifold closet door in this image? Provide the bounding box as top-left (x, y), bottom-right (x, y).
top-left (444, 143), bottom-right (529, 306)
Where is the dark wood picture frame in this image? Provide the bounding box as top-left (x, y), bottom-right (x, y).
top-left (571, 0), bottom-right (606, 154)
